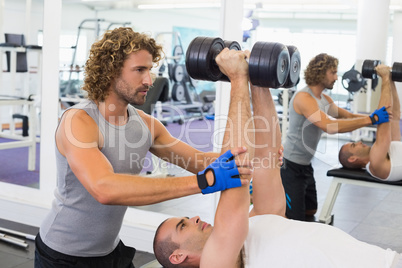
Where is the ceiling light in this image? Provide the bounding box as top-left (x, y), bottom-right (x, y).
top-left (262, 4), bottom-right (351, 11)
top-left (138, 3), bottom-right (220, 9)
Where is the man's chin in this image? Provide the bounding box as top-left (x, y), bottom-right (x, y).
top-left (131, 97), bottom-right (146, 106)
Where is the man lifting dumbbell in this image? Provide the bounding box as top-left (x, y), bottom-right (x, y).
top-left (339, 63), bottom-right (402, 182)
top-left (153, 45), bottom-right (402, 268)
top-left (34, 28), bottom-right (251, 268)
top-left (280, 53), bottom-right (389, 221)
top-left (362, 59), bottom-right (402, 83)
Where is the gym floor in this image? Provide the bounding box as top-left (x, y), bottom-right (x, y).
top-left (1, 134), bottom-right (402, 267)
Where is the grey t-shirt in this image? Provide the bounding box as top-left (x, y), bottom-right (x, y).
top-left (283, 86), bottom-right (330, 165)
top-left (40, 100), bottom-right (152, 257)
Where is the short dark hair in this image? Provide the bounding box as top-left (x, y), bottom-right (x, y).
top-left (304, 53), bottom-right (338, 85)
top-left (339, 144), bottom-right (356, 169)
top-left (153, 219), bottom-right (180, 268)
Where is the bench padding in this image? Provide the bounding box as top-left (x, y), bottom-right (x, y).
top-left (327, 168), bottom-right (402, 185)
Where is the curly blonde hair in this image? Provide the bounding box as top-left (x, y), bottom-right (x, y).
top-left (304, 53), bottom-right (338, 86)
top-left (82, 27), bottom-right (164, 102)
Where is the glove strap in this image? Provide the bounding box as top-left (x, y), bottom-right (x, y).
top-left (370, 115), bottom-right (376, 125)
top-left (197, 168), bottom-right (212, 190)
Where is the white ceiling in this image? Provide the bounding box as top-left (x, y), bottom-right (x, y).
top-left (62, 0), bottom-right (402, 13)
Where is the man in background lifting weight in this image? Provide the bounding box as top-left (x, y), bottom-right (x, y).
top-left (339, 64), bottom-right (402, 181)
top-left (281, 53), bottom-right (389, 221)
top-left (34, 27), bottom-right (251, 268)
top-left (153, 49), bottom-right (401, 268)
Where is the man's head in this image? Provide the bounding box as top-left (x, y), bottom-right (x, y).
top-left (304, 53), bottom-right (338, 89)
top-left (82, 27), bottom-right (163, 102)
top-left (338, 141), bottom-right (371, 169)
top-left (153, 216), bottom-right (213, 267)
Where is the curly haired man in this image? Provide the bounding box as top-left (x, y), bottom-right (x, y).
top-left (280, 53), bottom-right (388, 221)
top-left (34, 27), bottom-right (251, 268)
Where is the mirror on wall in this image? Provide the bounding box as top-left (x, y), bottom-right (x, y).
top-left (0, 0), bottom-right (44, 189)
top-left (56, 1), bottom-right (222, 219)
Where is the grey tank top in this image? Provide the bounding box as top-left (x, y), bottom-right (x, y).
top-left (283, 86), bottom-right (330, 165)
top-left (40, 99), bottom-right (152, 257)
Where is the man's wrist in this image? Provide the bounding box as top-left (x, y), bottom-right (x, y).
top-left (381, 77), bottom-right (391, 84)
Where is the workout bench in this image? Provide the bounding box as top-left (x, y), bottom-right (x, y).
top-left (319, 167), bottom-right (402, 224)
top-left (0, 96), bottom-right (37, 171)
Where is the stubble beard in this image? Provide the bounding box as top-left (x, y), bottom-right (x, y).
top-left (114, 78), bottom-right (148, 105)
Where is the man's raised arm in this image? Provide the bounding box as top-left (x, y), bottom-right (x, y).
top-left (249, 85), bottom-right (286, 217)
top-left (390, 77), bottom-right (401, 141)
top-left (200, 48), bottom-right (254, 268)
top-left (368, 64), bottom-right (393, 179)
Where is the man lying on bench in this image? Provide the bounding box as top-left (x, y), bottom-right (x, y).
top-left (339, 64), bottom-right (402, 182)
top-left (153, 50), bottom-right (402, 267)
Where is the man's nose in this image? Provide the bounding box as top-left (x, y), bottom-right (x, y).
top-left (144, 71), bottom-right (153, 86)
top-left (190, 216), bottom-right (200, 224)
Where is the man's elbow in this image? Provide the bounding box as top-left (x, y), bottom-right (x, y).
top-left (322, 125), bottom-right (338, 135)
top-left (90, 179), bottom-right (116, 205)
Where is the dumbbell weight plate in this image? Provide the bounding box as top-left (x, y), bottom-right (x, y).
top-left (197, 37), bottom-right (225, 82)
top-left (250, 42), bottom-right (290, 88)
top-left (258, 42), bottom-right (277, 87)
top-left (362, 60), bottom-right (381, 80)
top-left (282, 45), bottom-right (301, 88)
top-left (392, 62), bottom-right (402, 82)
top-left (224, 40), bottom-right (241, 51)
top-left (186, 37), bottom-right (207, 81)
top-left (221, 40), bottom-right (242, 82)
top-left (172, 83), bottom-right (185, 102)
top-left (249, 41), bottom-right (265, 87)
top-left (271, 43), bottom-right (290, 88)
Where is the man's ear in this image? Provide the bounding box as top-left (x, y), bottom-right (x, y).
top-left (348, 155), bottom-right (357, 163)
top-left (169, 249), bottom-right (187, 265)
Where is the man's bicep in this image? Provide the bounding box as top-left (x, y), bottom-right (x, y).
top-left (296, 94), bottom-right (332, 130)
top-left (249, 168), bottom-right (286, 217)
top-left (200, 225), bottom-right (247, 268)
top-left (368, 143), bottom-right (391, 179)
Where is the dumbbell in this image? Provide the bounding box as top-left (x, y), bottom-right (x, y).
top-left (361, 60), bottom-right (381, 80)
top-left (282, 45), bottom-right (301, 88)
top-left (185, 36), bottom-right (296, 88)
top-left (362, 60), bottom-right (402, 82)
top-left (392, 62), bottom-right (402, 82)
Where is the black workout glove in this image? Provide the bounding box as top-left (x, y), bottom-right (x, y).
top-left (197, 150), bottom-right (241, 194)
top-left (370, 106), bottom-right (389, 125)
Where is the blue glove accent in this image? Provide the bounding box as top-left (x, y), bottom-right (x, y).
top-left (370, 106), bottom-right (389, 125)
top-left (197, 150), bottom-right (241, 194)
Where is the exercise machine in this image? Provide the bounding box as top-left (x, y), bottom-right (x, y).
top-left (63, 19), bottom-right (131, 96)
top-left (152, 32), bottom-right (204, 125)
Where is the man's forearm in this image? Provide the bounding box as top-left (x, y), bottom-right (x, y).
top-left (391, 80), bottom-right (400, 120)
top-left (250, 85), bottom-right (286, 217)
top-left (378, 76), bottom-right (392, 110)
top-left (326, 116), bottom-right (372, 134)
top-left (92, 173), bottom-right (201, 206)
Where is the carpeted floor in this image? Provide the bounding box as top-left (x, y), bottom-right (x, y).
top-left (0, 137), bottom-right (40, 188)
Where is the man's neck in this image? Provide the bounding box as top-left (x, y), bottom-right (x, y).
top-left (97, 94), bottom-right (129, 126)
top-left (308, 84), bottom-right (325, 99)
